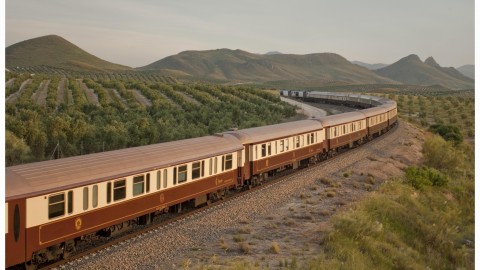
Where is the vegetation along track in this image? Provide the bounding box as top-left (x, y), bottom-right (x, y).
top-left (33, 120), bottom-right (403, 270)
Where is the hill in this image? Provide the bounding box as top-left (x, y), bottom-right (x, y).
top-left (351, 60), bottom-right (388, 70)
top-left (6, 35), bottom-right (132, 72)
top-left (138, 49), bottom-right (398, 84)
top-left (375, 55), bottom-right (474, 89)
top-left (456, 64), bottom-right (474, 79)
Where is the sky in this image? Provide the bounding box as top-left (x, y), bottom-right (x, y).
top-left (4, 0), bottom-right (476, 68)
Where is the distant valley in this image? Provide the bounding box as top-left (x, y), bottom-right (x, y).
top-left (5, 35), bottom-right (474, 90)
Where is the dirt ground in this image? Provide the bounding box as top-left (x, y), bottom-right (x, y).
top-left (176, 121), bottom-right (425, 269)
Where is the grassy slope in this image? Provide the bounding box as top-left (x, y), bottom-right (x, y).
top-left (6, 35), bottom-right (132, 72)
top-left (138, 49), bottom-right (399, 84)
top-left (306, 92), bottom-right (474, 269)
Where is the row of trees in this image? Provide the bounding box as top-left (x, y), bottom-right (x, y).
top-left (5, 74), bottom-right (296, 166)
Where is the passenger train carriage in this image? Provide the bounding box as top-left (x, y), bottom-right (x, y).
top-left (6, 134), bottom-right (243, 268)
top-left (226, 120), bottom-right (326, 185)
top-left (6, 92), bottom-right (397, 269)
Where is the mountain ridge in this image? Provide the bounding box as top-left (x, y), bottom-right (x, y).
top-left (138, 49), bottom-right (398, 84)
top-left (6, 35), bottom-right (132, 72)
top-left (456, 64), bottom-right (474, 80)
top-left (375, 54), bottom-right (473, 89)
top-left (5, 35), bottom-right (474, 89)
top-left (351, 61), bottom-right (388, 70)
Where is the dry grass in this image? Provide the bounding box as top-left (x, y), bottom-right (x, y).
top-left (239, 242), bottom-right (251, 254)
top-left (237, 226), bottom-right (252, 234)
top-left (270, 242), bottom-right (280, 254)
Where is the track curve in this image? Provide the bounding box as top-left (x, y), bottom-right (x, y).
top-left (48, 119), bottom-right (405, 270)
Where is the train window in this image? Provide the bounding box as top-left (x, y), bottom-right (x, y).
top-left (49, 193), bottom-right (65, 219)
top-left (113, 179), bottom-right (126, 201)
top-left (202, 161), bottom-right (205, 177)
top-left (163, 169), bottom-right (168, 188)
top-left (178, 165), bottom-right (187, 183)
top-left (83, 187), bottom-right (89, 210)
top-left (225, 154), bottom-right (233, 170)
top-left (192, 162), bottom-right (201, 180)
top-left (157, 171), bottom-right (161, 190)
top-left (261, 144), bottom-right (266, 157)
top-left (285, 139), bottom-right (289, 151)
top-left (295, 136), bottom-right (300, 148)
top-left (311, 133), bottom-right (315, 144)
top-left (267, 143), bottom-right (271, 156)
top-left (209, 158), bottom-right (213, 175)
top-left (107, 182), bottom-right (112, 203)
top-left (279, 140), bottom-right (284, 152)
top-left (93, 185), bottom-right (98, 208)
top-left (343, 125), bottom-right (346, 134)
top-left (146, 173), bottom-right (150, 193)
top-left (222, 156), bottom-right (225, 171)
top-left (68, 191), bottom-right (73, 214)
top-left (133, 175), bottom-right (145, 196)
top-left (214, 157), bottom-right (218, 174)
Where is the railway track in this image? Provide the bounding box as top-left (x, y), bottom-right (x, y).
top-left (30, 121), bottom-right (403, 270)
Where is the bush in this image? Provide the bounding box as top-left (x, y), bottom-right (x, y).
top-left (429, 124), bottom-right (463, 145)
top-left (405, 166), bottom-right (449, 189)
top-left (422, 135), bottom-right (463, 173)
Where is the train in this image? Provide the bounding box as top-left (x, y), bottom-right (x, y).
top-left (6, 91), bottom-right (397, 269)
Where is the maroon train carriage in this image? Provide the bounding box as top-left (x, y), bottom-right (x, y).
top-left (380, 101), bottom-right (398, 128)
top-left (225, 120), bottom-right (326, 186)
top-left (5, 134), bottom-right (243, 269)
top-left (317, 111), bottom-right (368, 156)
top-left (359, 106), bottom-right (390, 139)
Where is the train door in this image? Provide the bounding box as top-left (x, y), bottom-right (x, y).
top-left (243, 146), bottom-right (251, 181)
top-left (6, 199), bottom-right (26, 267)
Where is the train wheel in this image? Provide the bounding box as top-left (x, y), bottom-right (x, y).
top-left (62, 240), bottom-right (76, 259)
top-left (24, 260), bottom-right (38, 270)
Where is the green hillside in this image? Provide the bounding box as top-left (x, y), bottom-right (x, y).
top-left (138, 49), bottom-right (399, 84)
top-left (375, 55), bottom-right (474, 89)
top-left (6, 35), bottom-right (132, 72)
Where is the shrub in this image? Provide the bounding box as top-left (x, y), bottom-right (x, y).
top-left (422, 135), bottom-right (463, 173)
top-left (237, 226), bottom-right (251, 234)
top-left (320, 177), bottom-right (332, 186)
top-left (239, 242), bottom-right (251, 254)
top-left (429, 124), bottom-right (463, 145)
top-left (233, 235), bottom-right (245, 242)
top-left (405, 166), bottom-right (449, 189)
top-left (326, 192), bottom-right (336, 197)
top-left (271, 242), bottom-right (280, 254)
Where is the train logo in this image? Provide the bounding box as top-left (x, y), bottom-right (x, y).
top-left (75, 217), bottom-right (82, 231)
top-left (159, 193), bottom-right (165, 204)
